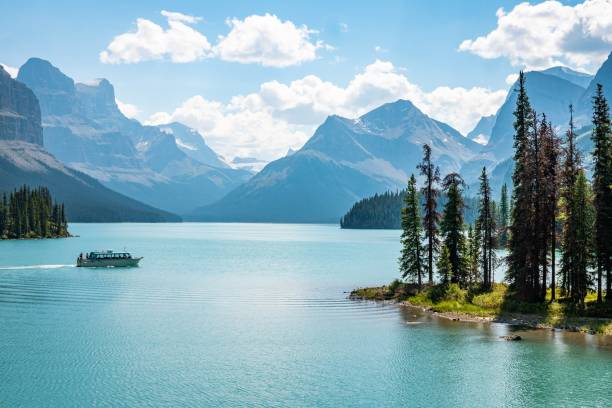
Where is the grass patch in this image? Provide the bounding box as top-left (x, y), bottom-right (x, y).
top-left (350, 280), bottom-right (612, 334)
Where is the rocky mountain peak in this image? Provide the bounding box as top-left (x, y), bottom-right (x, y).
top-left (0, 65), bottom-right (43, 145)
top-left (17, 58), bottom-right (75, 116)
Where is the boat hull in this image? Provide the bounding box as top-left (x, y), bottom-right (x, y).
top-left (77, 257), bottom-right (142, 268)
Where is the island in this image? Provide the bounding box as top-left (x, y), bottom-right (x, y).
top-left (0, 185), bottom-right (69, 239)
top-left (350, 75), bottom-right (612, 337)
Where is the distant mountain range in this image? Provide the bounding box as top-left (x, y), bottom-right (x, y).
top-left (16, 58), bottom-right (250, 214)
top-left (461, 54), bottom-right (611, 196)
top-left (0, 66), bottom-right (178, 222)
top-left (3, 51), bottom-right (610, 224)
top-left (194, 52), bottom-right (611, 222)
top-left (189, 100), bottom-right (481, 222)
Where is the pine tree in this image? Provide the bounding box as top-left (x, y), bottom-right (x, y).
top-left (437, 244), bottom-right (452, 285)
top-left (498, 183), bottom-right (509, 247)
top-left (477, 167), bottom-right (495, 289)
top-left (417, 144), bottom-right (441, 284)
top-left (399, 175), bottom-right (424, 286)
top-left (540, 118), bottom-right (560, 301)
top-left (440, 173), bottom-right (467, 286)
top-left (570, 171), bottom-right (595, 305)
top-left (507, 71), bottom-right (537, 301)
top-left (467, 224), bottom-right (481, 285)
top-left (590, 84), bottom-right (612, 303)
top-left (560, 105), bottom-right (582, 298)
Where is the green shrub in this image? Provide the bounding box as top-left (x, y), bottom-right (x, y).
top-left (388, 279), bottom-right (402, 292)
top-left (429, 283), bottom-right (466, 303)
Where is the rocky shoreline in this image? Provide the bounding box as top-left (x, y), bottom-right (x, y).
top-left (349, 289), bottom-right (612, 336)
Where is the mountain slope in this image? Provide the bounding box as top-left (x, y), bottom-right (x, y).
top-left (0, 65), bottom-right (178, 222)
top-left (541, 66), bottom-right (594, 88)
top-left (16, 58), bottom-right (249, 214)
top-left (576, 52), bottom-right (612, 122)
top-left (191, 100), bottom-right (480, 223)
top-left (466, 115), bottom-right (496, 145)
top-left (461, 70), bottom-right (587, 189)
top-left (0, 141), bottom-right (179, 222)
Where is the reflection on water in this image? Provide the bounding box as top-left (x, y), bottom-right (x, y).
top-left (0, 223), bottom-right (610, 407)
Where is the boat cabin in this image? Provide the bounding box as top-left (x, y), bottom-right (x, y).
top-left (86, 251), bottom-right (133, 260)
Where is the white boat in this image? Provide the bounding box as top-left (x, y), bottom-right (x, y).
top-left (77, 250), bottom-right (142, 267)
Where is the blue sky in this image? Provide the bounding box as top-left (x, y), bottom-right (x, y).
top-left (1, 0), bottom-right (609, 163)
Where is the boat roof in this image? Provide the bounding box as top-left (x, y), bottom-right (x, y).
top-left (88, 250), bottom-right (131, 255)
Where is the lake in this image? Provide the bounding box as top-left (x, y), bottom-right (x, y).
top-left (0, 223), bottom-right (610, 407)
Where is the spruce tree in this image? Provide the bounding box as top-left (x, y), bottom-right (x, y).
top-left (590, 84), bottom-right (612, 303)
top-left (399, 175), bottom-right (424, 286)
top-left (437, 245), bottom-right (452, 285)
top-left (440, 173), bottom-right (467, 286)
top-left (467, 224), bottom-right (481, 285)
top-left (507, 71), bottom-right (536, 301)
top-left (417, 144), bottom-right (441, 284)
top-left (560, 105), bottom-right (582, 298)
top-left (498, 183), bottom-right (509, 247)
top-left (477, 167), bottom-right (495, 289)
top-left (540, 118), bottom-right (560, 301)
top-left (570, 171), bottom-right (595, 305)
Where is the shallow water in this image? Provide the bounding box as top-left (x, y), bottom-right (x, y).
top-left (0, 223), bottom-right (610, 407)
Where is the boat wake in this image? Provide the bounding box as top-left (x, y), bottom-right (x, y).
top-left (0, 264), bottom-right (75, 270)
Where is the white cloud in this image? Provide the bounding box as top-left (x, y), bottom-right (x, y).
top-left (115, 98), bottom-right (140, 119)
top-left (100, 11), bottom-right (212, 64)
top-left (101, 12), bottom-right (329, 67)
top-left (459, 0), bottom-right (612, 71)
top-left (505, 73), bottom-right (519, 85)
top-left (1, 63), bottom-right (18, 78)
top-left (374, 45), bottom-right (388, 53)
top-left (339, 22), bottom-right (349, 33)
top-left (147, 60), bottom-right (506, 164)
top-left (214, 14), bottom-right (327, 67)
top-left (160, 10), bottom-right (202, 24)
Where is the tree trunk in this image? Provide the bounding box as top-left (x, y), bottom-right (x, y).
top-left (551, 221), bottom-right (556, 302)
top-left (597, 262), bottom-right (603, 303)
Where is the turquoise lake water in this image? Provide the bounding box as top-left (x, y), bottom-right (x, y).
top-left (0, 223), bottom-right (610, 407)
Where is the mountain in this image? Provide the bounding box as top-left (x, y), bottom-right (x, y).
top-left (156, 122), bottom-right (229, 168)
top-left (461, 70), bottom-right (587, 190)
top-left (0, 65), bottom-right (179, 222)
top-left (576, 52), bottom-right (612, 122)
top-left (541, 66), bottom-right (594, 88)
top-left (190, 100), bottom-right (480, 222)
top-left (461, 53), bottom-right (612, 197)
top-left (0, 65), bottom-right (42, 145)
top-left (466, 115), bottom-right (496, 145)
top-left (17, 58), bottom-right (250, 214)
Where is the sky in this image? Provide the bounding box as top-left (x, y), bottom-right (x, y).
top-left (2, 0), bottom-right (611, 164)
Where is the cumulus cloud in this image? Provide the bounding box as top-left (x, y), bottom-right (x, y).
top-left (147, 60), bottom-right (506, 164)
top-left (100, 10), bottom-right (212, 63)
top-left (100, 12), bottom-right (328, 67)
top-left (214, 14), bottom-right (327, 67)
top-left (115, 98), bottom-right (140, 119)
top-left (1, 63), bottom-right (18, 78)
top-left (459, 0), bottom-right (612, 71)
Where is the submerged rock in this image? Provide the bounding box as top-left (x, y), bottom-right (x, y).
top-left (500, 335), bottom-right (522, 341)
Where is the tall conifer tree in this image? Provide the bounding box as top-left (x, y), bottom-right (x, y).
top-left (417, 144), bottom-right (441, 284)
top-left (507, 72), bottom-right (536, 300)
top-left (399, 175), bottom-right (424, 286)
top-left (440, 173), bottom-right (467, 286)
top-left (590, 84), bottom-right (612, 303)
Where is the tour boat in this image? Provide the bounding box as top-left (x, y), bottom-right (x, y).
top-left (77, 250), bottom-right (142, 267)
